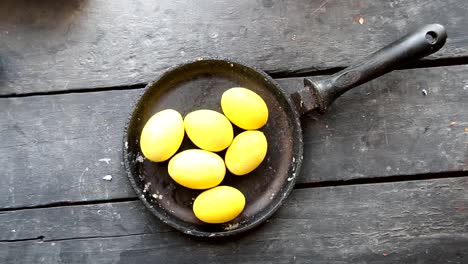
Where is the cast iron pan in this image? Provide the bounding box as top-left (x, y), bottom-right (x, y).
top-left (124, 24), bottom-right (447, 237)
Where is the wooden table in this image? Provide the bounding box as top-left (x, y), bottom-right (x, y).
top-left (1, 1), bottom-right (467, 263)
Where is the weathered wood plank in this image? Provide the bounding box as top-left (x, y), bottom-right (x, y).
top-left (0, 90), bottom-right (138, 207)
top-left (1, 65), bottom-right (467, 208)
top-left (1, 0), bottom-right (468, 94)
top-left (284, 67), bottom-right (468, 182)
top-left (1, 177), bottom-right (467, 263)
top-left (0, 201), bottom-right (172, 241)
top-left (4, 234), bottom-right (465, 264)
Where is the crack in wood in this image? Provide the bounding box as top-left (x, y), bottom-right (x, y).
top-left (0, 174), bottom-right (466, 213)
top-left (2, 57), bottom-right (468, 99)
top-left (0, 233), bottom-right (170, 244)
top-left (0, 236), bottom-right (44, 243)
top-left (0, 198), bottom-right (139, 213)
top-left (269, 56), bottom-right (468, 79)
top-left (0, 83), bottom-right (146, 99)
top-left (295, 172), bottom-right (468, 189)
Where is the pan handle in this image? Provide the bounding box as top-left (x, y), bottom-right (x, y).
top-left (293, 24), bottom-right (447, 114)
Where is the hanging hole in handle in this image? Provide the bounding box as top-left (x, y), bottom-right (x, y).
top-left (425, 31), bottom-right (438, 44)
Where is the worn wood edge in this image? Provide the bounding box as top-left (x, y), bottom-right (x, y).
top-left (2, 234), bottom-right (467, 264)
top-left (1, 0), bottom-right (468, 94)
top-left (281, 65), bottom-right (468, 182)
top-left (0, 177), bottom-right (466, 263)
top-left (2, 57), bottom-right (468, 98)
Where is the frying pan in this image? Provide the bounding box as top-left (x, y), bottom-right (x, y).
top-left (124, 24), bottom-right (447, 237)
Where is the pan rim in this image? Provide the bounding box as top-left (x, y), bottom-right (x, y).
top-left (123, 57), bottom-right (303, 237)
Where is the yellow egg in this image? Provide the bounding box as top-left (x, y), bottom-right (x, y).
top-left (193, 186), bottom-right (245, 224)
top-left (225, 131), bottom-right (267, 175)
top-left (221, 87), bottom-right (268, 130)
top-left (168, 149), bottom-right (225, 189)
top-left (140, 109), bottom-right (184, 162)
top-left (184, 109), bottom-right (234, 152)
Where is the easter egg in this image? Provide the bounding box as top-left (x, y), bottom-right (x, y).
top-left (225, 131), bottom-right (267, 175)
top-left (193, 186), bottom-right (245, 224)
top-left (140, 109), bottom-right (184, 162)
top-left (184, 109), bottom-right (233, 152)
top-left (168, 149), bottom-right (225, 189)
top-left (221, 87), bottom-right (268, 130)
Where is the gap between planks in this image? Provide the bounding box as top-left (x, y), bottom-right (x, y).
top-left (0, 233), bottom-right (163, 244)
top-left (295, 170), bottom-right (468, 189)
top-left (0, 83), bottom-right (146, 99)
top-left (269, 56), bottom-right (468, 78)
top-left (0, 173), bottom-right (466, 213)
top-left (2, 56), bottom-right (468, 98)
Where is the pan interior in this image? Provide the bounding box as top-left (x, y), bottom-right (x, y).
top-left (124, 59), bottom-right (302, 236)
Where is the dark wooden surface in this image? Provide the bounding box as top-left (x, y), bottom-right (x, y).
top-left (1, 178), bottom-right (467, 263)
top-left (1, 0), bottom-right (467, 263)
top-left (1, 0), bottom-right (468, 95)
top-left (1, 66), bottom-right (467, 209)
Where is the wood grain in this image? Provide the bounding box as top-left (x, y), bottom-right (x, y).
top-left (1, 65), bottom-right (466, 208)
top-left (1, 177), bottom-right (466, 263)
top-left (1, 0), bottom-right (468, 94)
top-left (0, 90), bottom-right (138, 208)
top-left (288, 66), bottom-right (468, 182)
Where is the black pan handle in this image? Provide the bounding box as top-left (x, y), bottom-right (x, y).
top-left (293, 24), bottom-right (447, 114)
